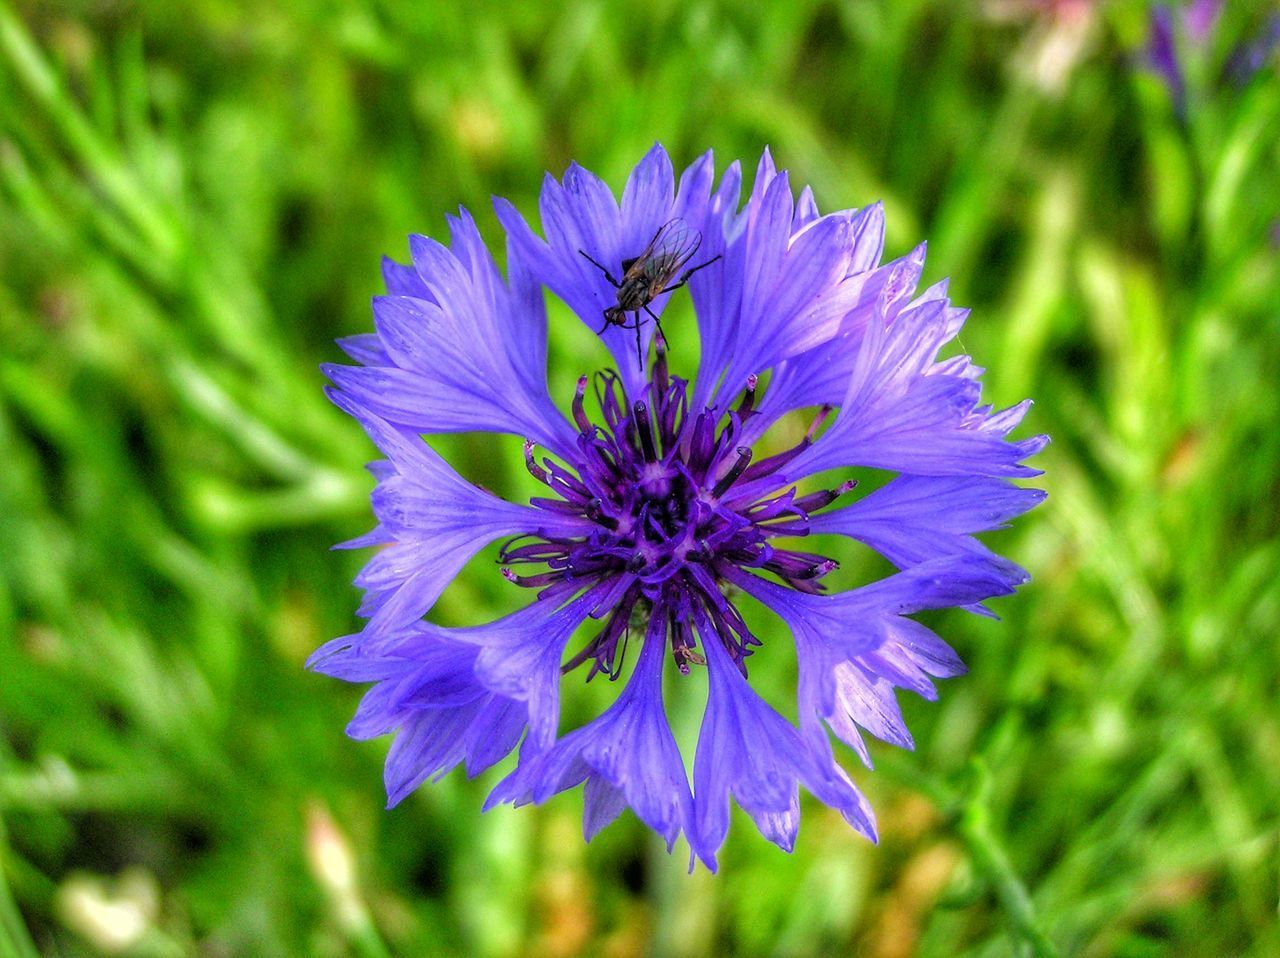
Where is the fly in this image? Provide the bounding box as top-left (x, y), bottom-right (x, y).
top-left (579, 218), bottom-right (720, 365)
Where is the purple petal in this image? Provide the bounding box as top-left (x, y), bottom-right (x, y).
top-left (496, 149), bottom-right (722, 397)
top-left (438, 591), bottom-right (601, 750)
top-left (785, 369), bottom-right (1047, 481)
top-left (809, 475), bottom-right (1046, 571)
top-left (1145, 6), bottom-right (1186, 111)
top-left (1182, 0), bottom-right (1222, 46)
top-left (381, 255), bottom-right (429, 298)
top-left (330, 213), bottom-right (575, 455)
top-left (732, 566), bottom-right (977, 766)
top-left (692, 626), bottom-right (876, 869)
top-left (337, 333), bottom-right (390, 366)
top-left (583, 777), bottom-right (628, 841)
top-left (485, 615), bottom-right (694, 851)
top-left (309, 630), bottom-right (530, 807)
top-left (621, 143), bottom-right (676, 254)
top-left (793, 185), bottom-right (820, 230)
top-left (324, 393), bottom-right (587, 631)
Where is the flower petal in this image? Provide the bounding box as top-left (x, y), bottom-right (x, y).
top-left (435, 590), bottom-right (603, 751)
top-left (754, 266), bottom-right (1047, 484)
top-left (486, 616), bottom-right (695, 851)
top-left (730, 557), bottom-right (1009, 765)
top-left (495, 146), bottom-right (716, 398)
top-left (327, 210), bottom-right (575, 455)
top-left (326, 391), bottom-right (589, 633)
top-left (692, 156), bottom-right (882, 411)
top-left (691, 616), bottom-right (876, 870)
top-left (621, 143), bottom-right (676, 254)
top-left (308, 629), bottom-right (530, 808)
top-left (808, 475), bottom-right (1046, 571)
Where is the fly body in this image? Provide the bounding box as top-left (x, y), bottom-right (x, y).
top-left (579, 218), bottom-right (720, 365)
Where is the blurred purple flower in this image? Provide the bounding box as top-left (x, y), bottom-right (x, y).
top-left (1182, 0), bottom-right (1223, 45)
top-left (312, 145), bottom-right (1046, 869)
top-left (1145, 5), bottom-right (1188, 110)
top-left (1145, 2), bottom-right (1279, 112)
top-left (1227, 14), bottom-right (1280, 83)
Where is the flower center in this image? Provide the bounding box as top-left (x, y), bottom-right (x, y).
top-left (501, 343), bottom-right (854, 680)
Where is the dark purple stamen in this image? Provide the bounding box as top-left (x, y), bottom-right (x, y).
top-left (711, 447), bottom-right (753, 498)
top-left (739, 374), bottom-right (759, 417)
top-left (500, 348), bottom-right (852, 679)
top-left (523, 440), bottom-right (547, 483)
top-left (633, 402), bottom-right (659, 462)
top-left (571, 376), bottom-right (592, 433)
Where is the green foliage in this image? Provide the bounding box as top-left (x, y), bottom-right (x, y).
top-left (1, 0), bottom-right (1278, 955)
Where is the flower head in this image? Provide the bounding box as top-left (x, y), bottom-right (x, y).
top-left (313, 145), bottom-right (1046, 869)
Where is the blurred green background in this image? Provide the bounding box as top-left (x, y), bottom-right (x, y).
top-left (2, 0), bottom-right (1279, 955)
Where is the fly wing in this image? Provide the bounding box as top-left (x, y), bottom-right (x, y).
top-left (624, 218), bottom-right (703, 284)
top-left (651, 218), bottom-right (703, 277)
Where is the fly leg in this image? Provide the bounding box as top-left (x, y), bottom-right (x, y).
top-left (660, 253), bottom-right (722, 295)
top-left (578, 250), bottom-right (621, 288)
top-left (614, 312), bottom-right (653, 368)
top-left (643, 305), bottom-right (667, 350)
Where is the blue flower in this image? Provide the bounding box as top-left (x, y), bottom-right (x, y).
top-left (312, 145), bottom-right (1046, 870)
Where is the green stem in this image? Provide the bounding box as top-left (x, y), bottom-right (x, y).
top-left (958, 761), bottom-right (1060, 958)
top-left (876, 753), bottom-right (1059, 956)
top-left (0, 817), bottom-right (41, 958)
